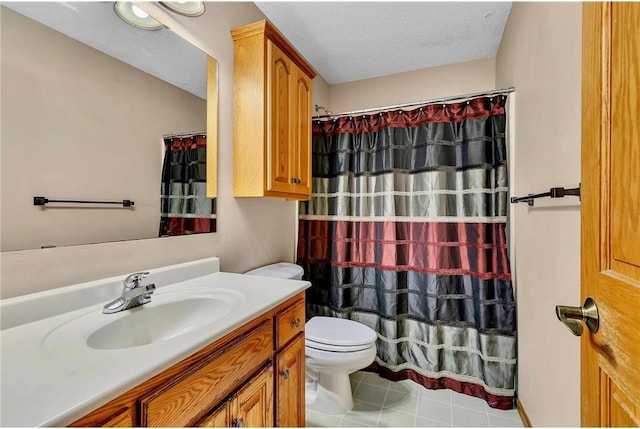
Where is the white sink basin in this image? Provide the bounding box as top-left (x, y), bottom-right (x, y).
top-left (43, 288), bottom-right (245, 351)
top-left (88, 296), bottom-right (235, 350)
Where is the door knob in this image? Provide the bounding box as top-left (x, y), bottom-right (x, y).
top-left (555, 297), bottom-right (599, 336)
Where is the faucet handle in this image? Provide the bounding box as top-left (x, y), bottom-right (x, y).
top-left (123, 271), bottom-right (150, 288)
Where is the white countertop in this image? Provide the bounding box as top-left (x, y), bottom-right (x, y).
top-left (0, 271), bottom-right (309, 427)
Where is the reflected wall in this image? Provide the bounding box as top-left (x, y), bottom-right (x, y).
top-left (1, 7), bottom-right (208, 251)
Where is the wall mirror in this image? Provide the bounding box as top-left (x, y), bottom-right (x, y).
top-left (0, 2), bottom-right (218, 252)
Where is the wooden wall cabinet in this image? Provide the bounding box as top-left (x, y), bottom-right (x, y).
top-left (231, 20), bottom-right (316, 200)
top-left (70, 294), bottom-right (306, 427)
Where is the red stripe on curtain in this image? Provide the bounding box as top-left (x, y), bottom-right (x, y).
top-left (298, 220), bottom-right (511, 280)
top-left (314, 95), bottom-right (506, 135)
top-left (166, 217), bottom-right (215, 235)
top-left (169, 134), bottom-right (207, 150)
top-left (366, 362), bottom-right (514, 410)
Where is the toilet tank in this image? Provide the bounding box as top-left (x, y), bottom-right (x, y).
top-left (244, 262), bottom-right (304, 280)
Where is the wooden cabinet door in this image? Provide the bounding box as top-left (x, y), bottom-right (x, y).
top-left (291, 67), bottom-right (312, 198)
top-left (275, 334), bottom-right (305, 427)
top-left (581, 3), bottom-right (640, 426)
top-left (94, 407), bottom-right (134, 427)
top-left (268, 41), bottom-right (293, 195)
top-left (198, 403), bottom-right (229, 428)
top-left (230, 365), bottom-right (274, 427)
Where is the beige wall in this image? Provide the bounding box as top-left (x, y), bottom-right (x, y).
top-left (1, 8), bottom-right (207, 251)
top-left (0, 3), bottom-right (299, 298)
top-left (312, 75), bottom-right (331, 113)
top-left (496, 2), bottom-right (582, 426)
top-left (329, 57), bottom-right (496, 113)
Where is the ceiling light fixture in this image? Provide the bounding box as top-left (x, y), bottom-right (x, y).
top-left (160, 1), bottom-right (205, 17)
top-left (114, 2), bottom-right (163, 31)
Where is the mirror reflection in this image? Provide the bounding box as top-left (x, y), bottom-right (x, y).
top-left (0, 2), bottom-right (217, 252)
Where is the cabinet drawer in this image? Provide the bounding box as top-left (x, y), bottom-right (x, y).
top-left (140, 321), bottom-right (273, 427)
top-left (275, 299), bottom-right (305, 349)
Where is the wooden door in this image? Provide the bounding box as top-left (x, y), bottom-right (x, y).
top-left (230, 365), bottom-right (274, 427)
top-left (268, 41), bottom-right (293, 195)
top-left (581, 3), bottom-right (640, 426)
top-left (291, 67), bottom-right (312, 198)
top-left (275, 334), bottom-right (306, 427)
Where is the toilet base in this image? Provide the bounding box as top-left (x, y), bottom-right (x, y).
top-left (306, 370), bottom-right (354, 415)
top-left (305, 342), bottom-right (377, 415)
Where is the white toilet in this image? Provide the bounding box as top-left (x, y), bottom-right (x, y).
top-left (245, 263), bottom-right (378, 415)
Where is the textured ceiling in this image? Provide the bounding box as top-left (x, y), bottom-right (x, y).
top-left (4, 2), bottom-right (512, 93)
top-left (255, 2), bottom-right (512, 84)
top-left (3, 2), bottom-right (208, 99)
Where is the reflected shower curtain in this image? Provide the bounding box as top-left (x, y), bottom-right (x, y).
top-left (297, 95), bottom-right (516, 409)
top-left (160, 133), bottom-right (216, 236)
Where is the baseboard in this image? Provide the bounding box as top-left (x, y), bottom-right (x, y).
top-left (516, 398), bottom-right (533, 427)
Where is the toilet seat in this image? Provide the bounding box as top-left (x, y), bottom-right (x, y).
top-left (306, 338), bottom-right (373, 352)
top-left (305, 317), bottom-right (377, 352)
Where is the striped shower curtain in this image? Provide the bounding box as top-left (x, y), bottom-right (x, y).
top-left (297, 95), bottom-right (516, 409)
top-left (159, 133), bottom-right (216, 236)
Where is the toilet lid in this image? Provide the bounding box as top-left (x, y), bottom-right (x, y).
top-left (306, 316), bottom-right (377, 347)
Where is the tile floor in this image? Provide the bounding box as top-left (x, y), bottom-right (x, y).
top-left (306, 371), bottom-right (524, 427)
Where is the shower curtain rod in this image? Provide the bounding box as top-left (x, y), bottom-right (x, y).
top-left (312, 86), bottom-right (515, 120)
top-left (163, 130), bottom-right (206, 138)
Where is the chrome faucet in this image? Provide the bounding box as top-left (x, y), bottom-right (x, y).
top-left (102, 272), bottom-right (156, 314)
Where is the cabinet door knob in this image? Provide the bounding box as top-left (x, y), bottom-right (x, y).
top-left (232, 417), bottom-right (245, 427)
top-left (280, 369), bottom-right (289, 379)
top-left (292, 318), bottom-right (301, 328)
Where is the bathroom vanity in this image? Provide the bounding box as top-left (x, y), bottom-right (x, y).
top-left (0, 258), bottom-right (309, 427)
top-left (73, 293), bottom-right (306, 427)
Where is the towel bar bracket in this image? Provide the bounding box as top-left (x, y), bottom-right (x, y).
top-left (510, 184), bottom-right (581, 206)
